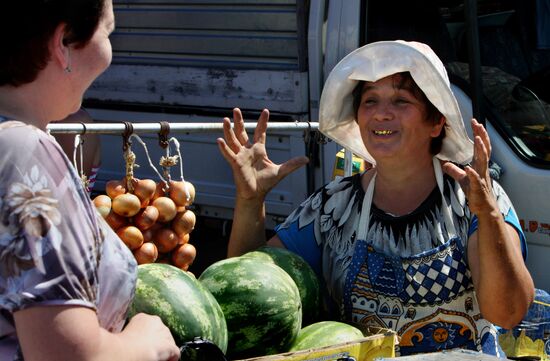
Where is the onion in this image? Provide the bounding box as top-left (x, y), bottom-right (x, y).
top-left (153, 227), bottom-right (179, 253)
top-left (112, 193), bottom-right (141, 217)
top-left (133, 179), bottom-right (157, 207)
top-left (152, 197), bottom-right (177, 223)
top-left (92, 194), bottom-right (111, 219)
top-left (169, 181), bottom-right (196, 207)
top-left (172, 210), bottom-right (196, 236)
top-left (177, 233), bottom-right (190, 245)
top-left (171, 243), bottom-right (196, 270)
top-left (133, 242), bottom-right (158, 264)
top-left (106, 179), bottom-right (126, 199)
top-left (117, 225), bottom-right (144, 250)
top-left (134, 205), bottom-right (159, 231)
top-left (105, 210), bottom-right (127, 230)
top-left (142, 228), bottom-right (154, 243)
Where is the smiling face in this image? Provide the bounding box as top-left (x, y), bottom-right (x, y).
top-left (356, 74), bottom-right (444, 164)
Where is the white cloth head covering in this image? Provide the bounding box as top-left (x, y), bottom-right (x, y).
top-left (319, 40), bottom-right (473, 165)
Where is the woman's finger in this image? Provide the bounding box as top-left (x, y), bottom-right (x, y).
top-left (222, 117), bottom-right (241, 153)
top-left (232, 108), bottom-right (250, 146)
top-left (216, 137), bottom-right (236, 164)
top-left (442, 162), bottom-right (466, 182)
top-left (442, 161), bottom-right (471, 194)
top-left (472, 119), bottom-right (492, 158)
top-left (277, 156), bottom-right (310, 181)
top-left (254, 109), bottom-right (269, 144)
top-left (473, 135), bottom-right (489, 177)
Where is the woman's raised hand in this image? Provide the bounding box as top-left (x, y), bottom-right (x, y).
top-left (217, 108), bottom-right (309, 201)
top-left (443, 118), bottom-right (499, 215)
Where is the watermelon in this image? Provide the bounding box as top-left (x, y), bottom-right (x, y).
top-left (289, 321), bottom-right (364, 351)
top-left (242, 246), bottom-right (321, 325)
top-left (128, 263), bottom-right (228, 353)
top-left (198, 257), bottom-right (302, 359)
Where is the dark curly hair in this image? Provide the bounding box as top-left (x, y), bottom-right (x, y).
top-left (352, 72), bottom-right (446, 155)
top-left (0, 0), bottom-right (106, 86)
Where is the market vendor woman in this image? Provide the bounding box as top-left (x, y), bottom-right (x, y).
top-left (217, 40), bottom-right (534, 357)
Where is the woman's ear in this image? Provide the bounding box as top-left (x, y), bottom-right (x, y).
top-left (430, 115), bottom-right (446, 137)
top-left (49, 23), bottom-right (71, 72)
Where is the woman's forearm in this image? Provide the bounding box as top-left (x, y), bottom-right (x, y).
top-left (16, 307), bottom-right (178, 361)
top-left (474, 210), bottom-right (534, 328)
top-left (227, 197), bottom-right (267, 257)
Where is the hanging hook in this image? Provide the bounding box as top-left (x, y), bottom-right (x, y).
top-left (122, 121), bottom-right (134, 152)
top-left (158, 121), bottom-right (170, 149)
top-left (72, 131), bottom-right (89, 192)
top-left (79, 122), bottom-right (87, 137)
top-left (158, 121), bottom-right (176, 187)
top-left (302, 120), bottom-right (312, 145)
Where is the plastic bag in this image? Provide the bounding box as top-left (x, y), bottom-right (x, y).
top-left (499, 288), bottom-right (550, 360)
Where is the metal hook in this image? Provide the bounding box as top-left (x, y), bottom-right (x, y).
top-left (79, 122), bottom-right (87, 137)
top-left (122, 121), bottom-right (134, 152)
top-left (302, 120), bottom-right (312, 144)
top-left (158, 121), bottom-right (170, 149)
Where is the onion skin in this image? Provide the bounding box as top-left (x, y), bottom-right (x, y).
top-left (171, 243), bottom-right (196, 270)
top-left (112, 193), bottom-right (141, 217)
top-left (117, 225), bottom-right (144, 250)
top-left (133, 179), bottom-right (157, 207)
top-left (105, 210), bottom-right (127, 230)
top-left (133, 242), bottom-right (158, 264)
top-left (153, 227), bottom-right (179, 253)
top-left (106, 180), bottom-right (126, 199)
top-left (172, 210), bottom-right (196, 236)
top-left (152, 197), bottom-right (177, 223)
top-left (93, 195), bottom-right (112, 219)
top-left (134, 205), bottom-right (160, 231)
top-left (169, 181), bottom-right (196, 207)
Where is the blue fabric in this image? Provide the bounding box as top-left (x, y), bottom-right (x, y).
top-left (510, 288), bottom-right (550, 339)
top-left (276, 221), bottom-right (321, 276)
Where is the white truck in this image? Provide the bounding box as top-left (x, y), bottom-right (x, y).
top-left (84, 0), bottom-right (550, 290)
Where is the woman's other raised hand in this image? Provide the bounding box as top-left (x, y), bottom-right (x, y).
top-left (443, 119), bottom-right (498, 216)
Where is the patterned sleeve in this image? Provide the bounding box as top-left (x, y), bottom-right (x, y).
top-left (467, 180), bottom-right (527, 260)
top-left (0, 123), bottom-right (100, 312)
top-left (275, 190), bottom-right (323, 276)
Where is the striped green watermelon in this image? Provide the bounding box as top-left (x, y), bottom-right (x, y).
top-left (198, 257), bottom-right (302, 359)
top-left (242, 246), bottom-right (321, 325)
top-left (289, 321), bottom-right (364, 351)
top-left (128, 263), bottom-right (228, 353)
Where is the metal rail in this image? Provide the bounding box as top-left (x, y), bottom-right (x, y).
top-left (46, 121), bottom-right (356, 178)
top-left (47, 121), bottom-right (320, 135)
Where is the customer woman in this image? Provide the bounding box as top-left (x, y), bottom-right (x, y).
top-left (217, 40), bottom-right (534, 357)
top-left (0, 1), bottom-right (179, 360)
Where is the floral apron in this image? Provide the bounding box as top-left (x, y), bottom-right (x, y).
top-left (342, 159), bottom-right (504, 357)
